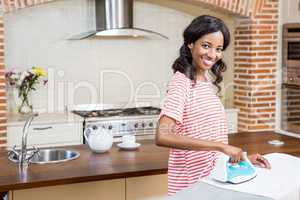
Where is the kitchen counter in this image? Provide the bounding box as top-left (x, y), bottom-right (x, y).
top-left (1, 131), bottom-right (300, 192)
top-left (7, 112), bottom-right (83, 126)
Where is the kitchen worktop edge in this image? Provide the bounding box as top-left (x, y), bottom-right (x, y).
top-left (1, 132), bottom-right (300, 192)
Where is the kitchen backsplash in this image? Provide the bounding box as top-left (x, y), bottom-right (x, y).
top-left (4, 0), bottom-right (234, 113)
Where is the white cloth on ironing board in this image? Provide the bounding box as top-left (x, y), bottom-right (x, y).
top-left (201, 153), bottom-right (300, 200)
top-left (168, 153), bottom-right (300, 200)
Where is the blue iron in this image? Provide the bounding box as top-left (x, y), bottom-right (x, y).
top-left (211, 152), bottom-right (257, 184)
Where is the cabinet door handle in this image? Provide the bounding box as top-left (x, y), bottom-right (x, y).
top-left (33, 126), bottom-right (53, 131)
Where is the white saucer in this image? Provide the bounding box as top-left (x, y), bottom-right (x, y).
top-left (117, 142), bottom-right (141, 150)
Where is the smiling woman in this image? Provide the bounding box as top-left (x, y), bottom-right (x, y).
top-left (155, 15), bottom-right (271, 196)
top-left (172, 15), bottom-right (230, 93)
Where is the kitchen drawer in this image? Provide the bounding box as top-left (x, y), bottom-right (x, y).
top-left (7, 122), bottom-right (83, 148)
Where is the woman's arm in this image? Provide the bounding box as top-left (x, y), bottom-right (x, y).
top-left (156, 115), bottom-right (244, 162)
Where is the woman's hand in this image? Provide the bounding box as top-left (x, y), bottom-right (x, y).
top-left (248, 154), bottom-right (271, 169)
top-left (220, 144), bottom-right (244, 163)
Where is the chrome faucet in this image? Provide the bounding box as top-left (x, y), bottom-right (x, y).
top-left (8, 113), bottom-right (40, 168)
top-left (19, 112), bottom-right (39, 168)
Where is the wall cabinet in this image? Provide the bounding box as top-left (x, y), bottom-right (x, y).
top-left (9, 174), bottom-right (168, 200)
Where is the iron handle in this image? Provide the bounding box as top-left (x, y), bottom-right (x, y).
top-left (33, 126), bottom-right (53, 131)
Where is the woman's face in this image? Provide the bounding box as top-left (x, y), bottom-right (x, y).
top-left (188, 31), bottom-right (224, 72)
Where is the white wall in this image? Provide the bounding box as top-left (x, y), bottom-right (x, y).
top-left (281, 0), bottom-right (300, 24)
top-left (4, 0), bottom-right (235, 113)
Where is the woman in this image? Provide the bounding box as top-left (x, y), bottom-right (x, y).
top-left (155, 15), bottom-right (271, 196)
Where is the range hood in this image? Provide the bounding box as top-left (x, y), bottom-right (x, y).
top-left (69, 0), bottom-right (168, 39)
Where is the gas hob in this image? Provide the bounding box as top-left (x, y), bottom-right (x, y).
top-left (72, 106), bottom-right (161, 118)
top-left (72, 106), bottom-right (161, 141)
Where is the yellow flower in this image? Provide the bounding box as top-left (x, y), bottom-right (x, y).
top-left (32, 67), bottom-right (47, 77)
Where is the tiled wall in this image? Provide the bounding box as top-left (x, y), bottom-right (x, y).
top-left (0, 0), bottom-right (278, 146)
top-left (5, 0), bottom-right (238, 111)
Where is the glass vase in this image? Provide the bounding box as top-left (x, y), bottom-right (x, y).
top-left (17, 92), bottom-right (33, 114)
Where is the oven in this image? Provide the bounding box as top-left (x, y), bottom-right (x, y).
top-left (72, 106), bottom-right (161, 143)
top-left (283, 23), bottom-right (300, 85)
top-left (282, 23), bottom-right (300, 134)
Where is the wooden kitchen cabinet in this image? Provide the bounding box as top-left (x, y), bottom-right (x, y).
top-left (126, 174), bottom-right (168, 200)
top-left (11, 179), bottom-right (125, 200)
top-left (281, 84), bottom-right (300, 134)
top-left (10, 175), bottom-right (167, 200)
top-left (7, 113), bottom-right (83, 148)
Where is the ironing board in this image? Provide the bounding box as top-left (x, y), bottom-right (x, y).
top-left (168, 153), bottom-right (300, 200)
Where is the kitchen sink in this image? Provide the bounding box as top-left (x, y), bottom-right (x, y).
top-left (8, 149), bottom-right (80, 164)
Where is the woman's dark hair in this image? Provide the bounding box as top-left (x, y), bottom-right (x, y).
top-left (172, 15), bottom-right (230, 93)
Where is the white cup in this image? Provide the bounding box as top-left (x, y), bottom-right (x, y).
top-left (122, 135), bottom-right (136, 147)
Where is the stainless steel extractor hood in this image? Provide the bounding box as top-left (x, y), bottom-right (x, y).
top-left (69, 0), bottom-right (168, 39)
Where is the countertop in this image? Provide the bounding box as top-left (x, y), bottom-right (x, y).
top-left (7, 112), bottom-right (84, 126)
top-left (1, 131), bottom-right (300, 192)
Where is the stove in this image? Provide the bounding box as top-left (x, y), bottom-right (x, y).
top-left (72, 106), bottom-right (161, 142)
top-left (73, 106), bottom-right (161, 118)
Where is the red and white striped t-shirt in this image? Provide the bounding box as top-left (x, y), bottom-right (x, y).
top-left (160, 71), bottom-right (228, 196)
